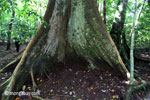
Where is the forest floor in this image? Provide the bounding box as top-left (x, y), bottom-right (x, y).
top-left (0, 43), bottom-right (27, 85)
top-left (0, 43), bottom-right (150, 100)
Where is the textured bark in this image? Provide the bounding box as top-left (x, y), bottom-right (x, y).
top-left (68, 0), bottom-right (128, 75)
top-left (1, 0), bottom-right (129, 99)
top-left (110, 0), bottom-right (129, 64)
top-left (2, 0), bottom-right (56, 99)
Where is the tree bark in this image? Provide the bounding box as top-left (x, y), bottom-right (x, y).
top-left (103, 0), bottom-right (106, 24)
top-left (1, 0), bottom-right (129, 99)
top-left (126, 0), bottom-right (146, 99)
top-left (6, 0), bottom-right (15, 50)
top-left (110, 0), bottom-right (129, 64)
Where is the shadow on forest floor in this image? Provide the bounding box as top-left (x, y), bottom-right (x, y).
top-left (0, 43), bottom-right (150, 100)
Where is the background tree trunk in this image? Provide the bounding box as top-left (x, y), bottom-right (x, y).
top-left (6, 0), bottom-right (15, 50)
top-left (1, 0), bottom-right (129, 99)
top-left (110, 0), bottom-right (129, 65)
top-left (126, 0), bottom-right (146, 99)
top-left (103, 0), bottom-right (106, 24)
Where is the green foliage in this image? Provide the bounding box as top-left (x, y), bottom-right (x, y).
top-left (134, 1), bottom-right (150, 48)
top-left (97, 0), bottom-right (118, 31)
top-left (0, 0), bottom-right (48, 43)
top-left (123, 0), bottom-right (150, 49)
top-left (0, 0), bottom-right (149, 49)
top-left (97, 0), bottom-right (150, 49)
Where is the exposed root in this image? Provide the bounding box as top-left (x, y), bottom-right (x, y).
top-left (30, 67), bottom-right (37, 90)
top-left (126, 76), bottom-right (150, 100)
top-left (0, 54), bottom-right (22, 73)
top-left (44, 70), bottom-right (51, 80)
top-left (133, 75), bottom-right (150, 91)
top-left (0, 77), bottom-right (11, 92)
top-left (134, 80), bottom-right (149, 91)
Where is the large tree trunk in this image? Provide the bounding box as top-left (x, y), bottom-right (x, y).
top-left (110, 0), bottom-right (130, 65)
top-left (1, 0), bottom-right (129, 99)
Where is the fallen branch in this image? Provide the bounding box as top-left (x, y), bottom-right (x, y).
top-left (134, 80), bottom-right (149, 90)
top-left (134, 75), bottom-right (150, 91)
top-left (134, 55), bottom-right (150, 62)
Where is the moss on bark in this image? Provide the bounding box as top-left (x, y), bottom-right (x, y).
top-left (1, 0), bottom-right (129, 99)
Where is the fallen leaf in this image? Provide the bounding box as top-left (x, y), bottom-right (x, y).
top-left (22, 85), bottom-right (26, 91)
top-left (36, 78), bottom-right (40, 81)
top-left (111, 89), bottom-right (115, 92)
top-left (108, 74), bottom-right (111, 76)
top-left (15, 97), bottom-right (20, 100)
top-left (93, 92), bottom-right (96, 95)
top-left (117, 86), bottom-right (121, 88)
top-left (112, 95), bottom-right (119, 99)
top-left (101, 89), bottom-right (106, 93)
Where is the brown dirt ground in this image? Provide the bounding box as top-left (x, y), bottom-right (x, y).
top-left (0, 43), bottom-right (150, 100)
top-left (0, 43), bottom-right (27, 84)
